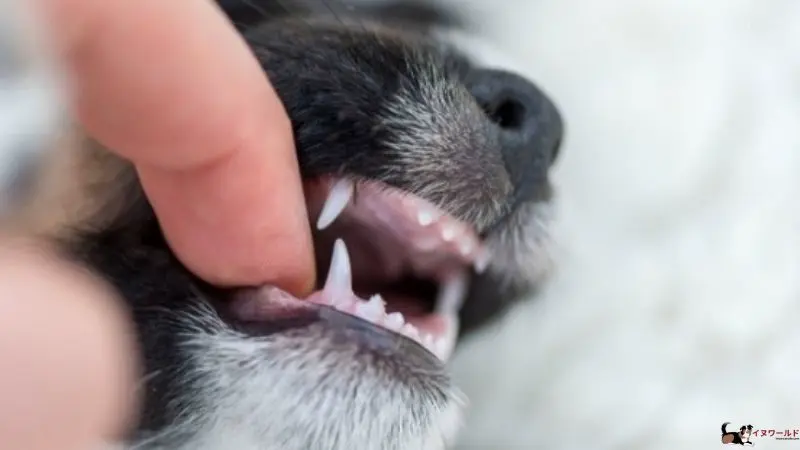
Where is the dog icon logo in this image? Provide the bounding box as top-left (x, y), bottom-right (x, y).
top-left (722, 422), bottom-right (754, 446)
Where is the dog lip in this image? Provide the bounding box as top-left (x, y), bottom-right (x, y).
top-left (226, 285), bottom-right (459, 362)
top-left (226, 239), bottom-right (459, 361)
top-left (225, 288), bottom-right (449, 360)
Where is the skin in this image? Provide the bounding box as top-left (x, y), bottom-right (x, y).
top-left (0, 0), bottom-right (313, 448)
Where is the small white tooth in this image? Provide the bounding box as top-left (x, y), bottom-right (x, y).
top-left (402, 323), bottom-right (420, 340)
top-left (316, 179), bottom-right (354, 230)
top-left (368, 294), bottom-right (386, 308)
top-left (422, 334), bottom-right (434, 350)
top-left (436, 270), bottom-right (469, 314)
top-left (459, 239), bottom-right (473, 256)
top-left (434, 338), bottom-right (448, 360)
top-left (474, 250), bottom-right (491, 274)
top-left (361, 295), bottom-right (386, 317)
top-left (355, 300), bottom-right (382, 321)
top-left (385, 312), bottom-right (405, 329)
top-left (417, 209), bottom-right (436, 226)
top-left (441, 225), bottom-right (456, 242)
top-left (324, 239), bottom-right (352, 296)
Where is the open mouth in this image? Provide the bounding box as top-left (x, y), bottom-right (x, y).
top-left (230, 176), bottom-right (489, 362)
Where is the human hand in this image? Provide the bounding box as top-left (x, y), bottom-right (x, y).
top-left (1, 0), bottom-right (314, 448)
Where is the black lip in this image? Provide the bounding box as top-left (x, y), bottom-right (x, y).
top-left (216, 292), bottom-right (438, 361)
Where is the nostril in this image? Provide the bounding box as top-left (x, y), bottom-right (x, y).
top-left (466, 69), bottom-right (547, 138)
top-left (466, 68), bottom-right (564, 183)
top-left (484, 97), bottom-right (527, 130)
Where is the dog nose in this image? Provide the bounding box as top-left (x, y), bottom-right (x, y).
top-left (465, 68), bottom-right (563, 203)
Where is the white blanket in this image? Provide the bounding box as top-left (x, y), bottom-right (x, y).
top-left (449, 1), bottom-right (800, 449)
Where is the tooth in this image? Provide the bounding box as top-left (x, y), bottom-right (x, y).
top-left (356, 301), bottom-right (382, 321)
top-left (316, 179), bottom-right (354, 230)
top-left (356, 294), bottom-right (385, 319)
top-left (368, 294), bottom-right (386, 308)
top-left (436, 270), bottom-right (468, 314)
top-left (417, 209), bottom-right (436, 226)
top-left (385, 312), bottom-right (405, 329)
top-left (441, 225), bottom-right (456, 242)
top-left (324, 239), bottom-right (353, 296)
top-left (474, 249), bottom-right (491, 274)
top-left (402, 323), bottom-right (420, 340)
top-left (422, 334), bottom-right (434, 349)
top-left (459, 239), bottom-right (473, 256)
top-left (434, 338), bottom-right (448, 360)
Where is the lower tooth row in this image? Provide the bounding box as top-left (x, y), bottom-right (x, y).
top-left (322, 239), bottom-right (444, 358)
top-left (354, 294), bottom-right (385, 320)
top-left (385, 312), bottom-right (404, 329)
top-left (344, 298), bottom-right (444, 357)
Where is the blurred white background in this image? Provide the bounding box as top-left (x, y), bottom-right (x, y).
top-left (445, 1), bottom-right (800, 448)
top-left (2, 0), bottom-right (798, 448)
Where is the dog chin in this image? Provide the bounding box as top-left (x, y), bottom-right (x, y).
top-left (124, 314), bottom-right (466, 450)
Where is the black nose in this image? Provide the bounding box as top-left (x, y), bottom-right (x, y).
top-left (465, 69), bottom-right (563, 203)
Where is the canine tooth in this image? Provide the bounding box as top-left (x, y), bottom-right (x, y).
top-left (436, 270), bottom-right (468, 314)
top-left (316, 179), bottom-right (353, 230)
top-left (441, 317), bottom-right (460, 361)
top-left (323, 239), bottom-right (352, 296)
top-left (385, 312), bottom-right (405, 329)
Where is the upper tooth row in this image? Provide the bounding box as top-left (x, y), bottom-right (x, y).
top-left (412, 203), bottom-right (489, 271)
top-left (316, 179), bottom-right (491, 273)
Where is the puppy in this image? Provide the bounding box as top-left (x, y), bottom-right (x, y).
top-left (7, 1), bottom-right (564, 449)
top-left (722, 423), bottom-right (755, 446)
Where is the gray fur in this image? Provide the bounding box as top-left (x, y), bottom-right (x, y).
top-left (380, 68), bottom-right (512, 230)
top-left (125, 299), bottom-right (464, 450)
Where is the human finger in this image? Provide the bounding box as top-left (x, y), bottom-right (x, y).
top-left (0, 240), bottom-right (137, 450)
top-left (32, 0), bottom-right (315, 295)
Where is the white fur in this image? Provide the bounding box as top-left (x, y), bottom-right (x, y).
top-left (445, 0), bottom-right (800, 448)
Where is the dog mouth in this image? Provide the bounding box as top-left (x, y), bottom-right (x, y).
top-left (228, 175), bottom-right (490, 362)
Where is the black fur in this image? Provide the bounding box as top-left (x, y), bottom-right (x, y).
top-left (56, 1), bottom-right (564, 447)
